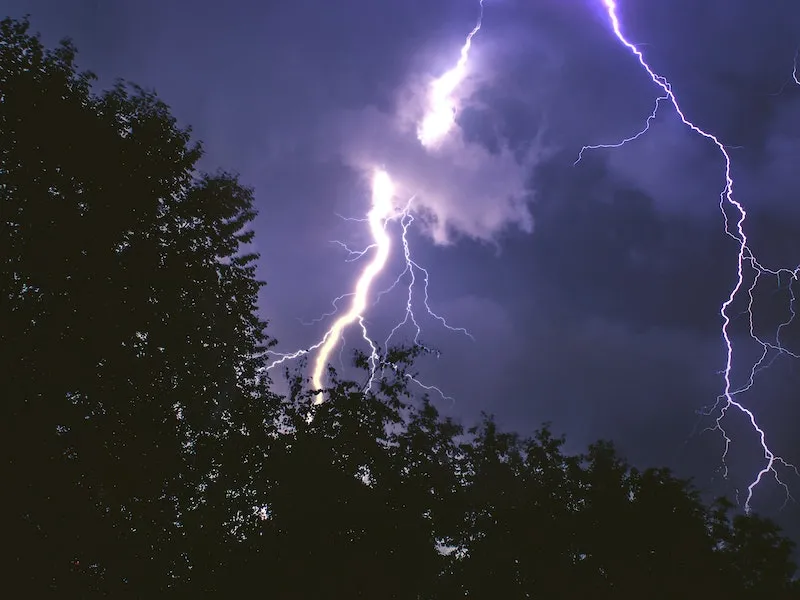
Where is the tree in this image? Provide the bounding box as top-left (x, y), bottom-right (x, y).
top-left (217, 349), bottom-right (455, 598)
top-left (717, 509), bottom-right (800, 599)
top-left (439, 432), bottom-right (799, 599)
top-left (1, 17), bottom-right (275, 595)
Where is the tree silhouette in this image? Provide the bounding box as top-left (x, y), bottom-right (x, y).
top-left (1, 17), bottom-right (275, 595)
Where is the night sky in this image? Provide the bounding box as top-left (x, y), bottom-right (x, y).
top-left (6, 0), bottom-right (800, 538)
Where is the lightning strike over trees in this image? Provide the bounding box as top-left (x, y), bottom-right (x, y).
top-left (266, 1), bottom-right (485, 396)
top-left (265, 0), bottom-right (800, 512)
top-left (309, 169), bottom-right (395, 396)
top-left (6, 6), bottom-right (800, 596)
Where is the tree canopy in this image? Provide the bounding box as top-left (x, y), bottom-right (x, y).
top-left (2, 17), bottom-right (799, 598)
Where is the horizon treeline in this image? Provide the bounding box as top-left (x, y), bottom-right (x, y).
top-left (2, 17), bottom-right (799, 598)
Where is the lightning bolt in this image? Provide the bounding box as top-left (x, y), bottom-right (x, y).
top-left (266, 173), bottom-right (470, 403)
top-left (307, 169), bottom-right (396, 395)
top-left (418, 0), bottom-right (484, 148)
top-left (583, 0), bottom-right (798, 511)
top-left (267, 2), bottom-right (484, 401)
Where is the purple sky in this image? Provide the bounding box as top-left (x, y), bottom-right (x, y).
top-left (6, 0), bottom-right (800, 536)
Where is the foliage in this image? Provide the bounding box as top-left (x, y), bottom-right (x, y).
top-left (1, 16), bottom-right (277, 594)
top-left (3, 17), bottom-right (799, 598)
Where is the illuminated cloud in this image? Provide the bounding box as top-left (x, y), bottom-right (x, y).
top-left (328, 96), bottom-right (547, 245)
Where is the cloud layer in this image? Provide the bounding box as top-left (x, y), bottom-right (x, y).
top-left (324, 74), bottom-right (548, 245)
